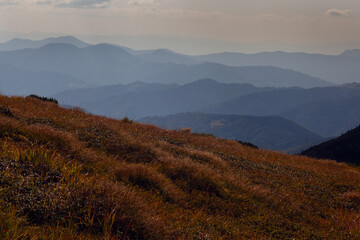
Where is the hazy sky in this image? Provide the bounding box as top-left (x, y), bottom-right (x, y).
top-left (1, 0), bottom-right (360, 54)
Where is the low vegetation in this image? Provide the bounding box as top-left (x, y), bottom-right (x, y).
top-left (27, 94), bottom-right (59, 104)
top-left (1, 95), bottom-right (360, 239)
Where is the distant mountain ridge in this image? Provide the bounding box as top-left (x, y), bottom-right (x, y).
top-left (204, 84), bottom-right (360, 116)
top-left (0, 42), bottom-right (331, 88)
top-left (139, 112), bottom-right (323, 153)
top-left (136, 48), bottom-right (198, 64)
top-left (340, 49), bottom-right (360, 57)
top-left (54, 79), bottom-right (270, 119)
top-left (54, 81), bottom-right (179, 106)
top-left (1, 35), bottom-right (360, 85)
top-left (203, 83), bottom-right (360, 137)
top-left (0, 36), bottom-right (90, 51)
top-left (1, 35), bottom-right (360, 159)
top-left (53, 79), bottom-right (360, 139)
top-left (279, 94), bottom-right (360, 137)
top-left (0, 63), bottom-right (86, 96)
top-left (195, 51), bottom-right (360, 84)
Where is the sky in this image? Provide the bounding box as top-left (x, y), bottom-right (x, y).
top-left (0, 0), bottom-right (360, 54)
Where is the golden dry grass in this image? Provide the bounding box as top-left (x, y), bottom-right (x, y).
top-left (1, 95), bottom-right (360, 239)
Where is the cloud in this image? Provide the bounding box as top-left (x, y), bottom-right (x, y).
top-left (37, 0), bottom-right (54, 5)
top-left (53, 0), bottom-right (113, 8)
top-left (160, 8), bottom-right (225, 19)
top-left (0, 0), bottom-right (18, 7)
top-left (127, 0), bottom-right (161, 6)
top-left (325, 9), bottom-right (353, 17)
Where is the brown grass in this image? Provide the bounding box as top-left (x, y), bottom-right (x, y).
top-left (1, 95), bottom-right (360, 239)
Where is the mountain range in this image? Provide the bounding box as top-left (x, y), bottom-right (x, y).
top-left (1, 36), bottom-right (360, 154)
top-left (203, 83), bottom-right (360, 137)
top-left (54, 79), bottom-right (360, 139)
top-left (0, 63), bottom-right (85, 96)
top-left (0, 42), bottom-right (330, 88)
top-left (1, 36), bottom-right (360, 239)
top-left (1, 35), bottom-right (360, 86)
top-left (195, 50), bottom-right (360, 84)
top-left (279, 94), bottom-right (360, 137)
top-left (0, 36), bottom-right (90, 51)
top-left (54, 79), bottom-right (271, 119)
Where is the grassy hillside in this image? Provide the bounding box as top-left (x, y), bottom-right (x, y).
top-left (1, 95), bottom-right (360, 239)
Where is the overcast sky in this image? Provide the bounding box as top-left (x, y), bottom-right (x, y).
top-left (0, 0), bottom-right (359, 54)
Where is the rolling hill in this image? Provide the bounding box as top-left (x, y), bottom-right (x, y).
top-left (301, 124), bottom-right (360, 165)
top-left (1, 95), bottom-right (360, 239)
top-left (139, 112), bottom-right (324, 153)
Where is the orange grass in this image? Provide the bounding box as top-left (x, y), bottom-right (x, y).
top-left (1, 95), bottom-right (360, 239)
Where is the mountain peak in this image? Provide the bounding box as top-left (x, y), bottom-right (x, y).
top-left (340, 49), bottom-right (360, 57)
top-left (85, 43), bottom-right (134, 57)
top-left (5, 38), bottom-right (31, 43)
top-left (37, 43), bottom-right (81, 55)
top-left (189, 78), bottom-right (219, 85)
top-left (1, 38), bottom-right (34, 48)
top-left (39, 43), bottom-right (80, 50)
top-left (152, 48), bottom-right (174, 54)
top-left (53, 35), bottom-right (79, 41)
top-left (0, 36), bottom-right (90, 51)
top-left (340, 82), bottom-right (360, 89)
top-left (45, 35), bottom-right (90, 48)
